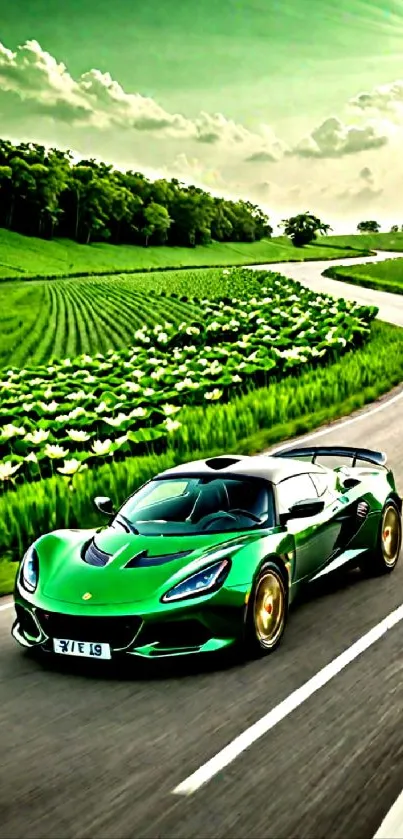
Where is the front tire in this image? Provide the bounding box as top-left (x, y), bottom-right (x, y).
top-left (362, 500), bottom-right (402, 576)
top-left (244, 561), bottom-right (288, 657)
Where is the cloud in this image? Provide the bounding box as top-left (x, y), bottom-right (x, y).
top-left (245, 150), bottom-right (277, 162)
top-left (290, 116), bottom-right (388, 158)
top-left (168, 153), bottom-right (225, 188)
top-left (350, 80), bottom-right (403, 118)
top-left (0, 38), bottom-right (285, 156)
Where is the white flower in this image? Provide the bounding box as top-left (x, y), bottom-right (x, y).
top-left (68, 407), bottom-right (86, 420)
top-left (44, 444), bottom-right (69, 460)
top-left (164, 418), bottom-right (182, 433)
top-left (24, 451), bottom-right (38, 464)
top-left (124, 382), bottom-right (141, 393)
top-left (57, 458), bottom-right (87, 476)
top-left (161, 404), bottom-right (181, 417)
top-left (204, 389), bottom-right (223, 401)
top-left (91, 438), bottom-right (114, 456)
top-left (104, 413), bottom-right (130, 427)
top-left (95, 401), bottom-right (109, 414)
top-left (24, 428), bottom-right (49, 445)
top-left (67, 429), bottom-right (91, 443)
top-left (130, 407), bottom-right (147, 418)
top-left (1, 424), bottom-right (26, 439)
top-left (0, 461), bottom-right (21, 481)
top-left (39, 400), bottom-right (59, 413)
top-left (143, 388), bottom-right (155, 396)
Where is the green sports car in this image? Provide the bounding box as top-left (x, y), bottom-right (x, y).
top-left (12, 445), bottom-right (402, 662)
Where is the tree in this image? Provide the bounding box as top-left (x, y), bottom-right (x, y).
top-left (0, 136), bottom-right (274, 249)
top-left (280, 212), bottom-right (332, 247)
top-left (390, 225), bottom-right (399, 233)
top-left (142, 202), bottom-right (171, 246)
top-left (357, 220), bottom-right (381, 233)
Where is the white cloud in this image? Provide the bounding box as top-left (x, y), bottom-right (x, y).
top-left (289, 116), bottom-right (388, 158)
top-left (0, 39), bottom-right (284, 155)
top-left (350, 80), bottom-right (403, 119)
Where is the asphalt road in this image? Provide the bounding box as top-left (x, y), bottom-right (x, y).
top-left (2, 251), bottom-right (403, 839)
top-left (250, 248), bottom-right (403, 326)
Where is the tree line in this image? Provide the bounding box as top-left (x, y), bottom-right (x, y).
top-left (0, 139), bottom-right (273, 248)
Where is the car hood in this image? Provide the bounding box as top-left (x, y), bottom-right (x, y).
top-left (38, 527), bottom-right (261, 606)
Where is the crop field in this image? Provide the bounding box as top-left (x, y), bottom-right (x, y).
top-left (0, 266), bottom-right (378, 489)
top-left (323, 257), bottom-right (403, 295)
top-left (0, 268), bottom-right (265, 368)
top-left (0, 228), bottom-right (373, 281)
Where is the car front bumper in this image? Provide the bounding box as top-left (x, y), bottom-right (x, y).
top-left (12, 594), bottom-right (245, 659)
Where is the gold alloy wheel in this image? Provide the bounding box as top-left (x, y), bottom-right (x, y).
top-left (381, 505), bottom-right (402, 567)
top-left (253, 570), bottom-right (285, 648)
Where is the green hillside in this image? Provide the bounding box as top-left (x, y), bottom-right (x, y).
top-left (0, 228), bottom-right (373, 280)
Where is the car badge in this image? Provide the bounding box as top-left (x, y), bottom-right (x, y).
top-left (82, 592), bottom-right (92, 600)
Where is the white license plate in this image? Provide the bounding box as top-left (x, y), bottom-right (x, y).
top-left (53, 638), bottom-right (111, 659)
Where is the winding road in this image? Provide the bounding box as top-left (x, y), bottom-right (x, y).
top-left (2, 249), bottom-right (403, 839)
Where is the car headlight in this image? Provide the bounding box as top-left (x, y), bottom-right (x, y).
top-left (20, 546), bottom-right (39, 593)
top-left (161, 557), bottom-right (231, 603)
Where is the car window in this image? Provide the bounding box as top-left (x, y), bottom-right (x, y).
top-left (135, 480), bottom-right (189, 510)
top-left (309, 473), bottom-right (328, 496)
top-left (276, 474), bottom-right (317, 514)
top-left (116, 476), bottom-right (275, 535)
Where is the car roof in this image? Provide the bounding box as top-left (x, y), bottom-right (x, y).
top-left (156, 454), bottom-right (328, 485)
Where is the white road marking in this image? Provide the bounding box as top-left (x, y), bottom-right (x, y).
top-left (172, 602), bottom-right (403, 796)
top-left (0, 601), bottom-right (13, 612)
top-left (374, 788), bottom-right (403, 837)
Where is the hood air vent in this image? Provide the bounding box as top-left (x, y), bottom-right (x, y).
top-left (125, 550), bottom-right (192, 568)
top-left (82, 540), bottom-right (111, 567)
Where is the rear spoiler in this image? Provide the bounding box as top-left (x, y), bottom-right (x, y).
top-left (271, 445), bottom-right (387, 468)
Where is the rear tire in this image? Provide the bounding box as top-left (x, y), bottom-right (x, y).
top-left (362, 499), bottom-right (402, 576)
top-left (244, 561), bottom-right (288, 658)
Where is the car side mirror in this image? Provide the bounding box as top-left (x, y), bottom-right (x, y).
top-left (281, 497), bottom-right (325, 525)
top-left (94, 496), bottom-right (115, 517)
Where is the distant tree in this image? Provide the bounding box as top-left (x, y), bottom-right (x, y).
top-left (390, 225), bottom-right (399, 233)
top-left (0, 136), bottom-right (274, 248)
top-left (357, 220), bottom-right (381, 233)
top-left (280, 211), bottom-right (332, 247)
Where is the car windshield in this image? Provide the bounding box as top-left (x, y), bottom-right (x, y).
top-left (113, 475), bottom-right (275, 536)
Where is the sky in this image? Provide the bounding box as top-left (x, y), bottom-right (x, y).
top-left (2, 0), bottom-right (403, 231)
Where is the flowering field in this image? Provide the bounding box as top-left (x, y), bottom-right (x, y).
top-left (1, 268), bottom-right (264, 369)
top-left (0, 267), bottom-right (377, 489)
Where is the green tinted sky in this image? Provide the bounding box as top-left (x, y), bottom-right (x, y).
top-left (3, 0), bottom-right (403, 136)
top-left (2, 0), bottom-right (403, 227)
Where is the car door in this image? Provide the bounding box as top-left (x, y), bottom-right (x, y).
top-left (275, 472), bottom-right (343, 582)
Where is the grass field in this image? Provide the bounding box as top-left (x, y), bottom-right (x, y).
top-left (325, 232), bottom-right (403, 253)
top-left (1, 318), bottom-right (403, 595)
top-left (0, 228), bottom-right (374, 280)
top-left (323, 257), bottom-right (403, 295)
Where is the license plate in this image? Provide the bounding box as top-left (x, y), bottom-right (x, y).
top-left (53, 638), bottom-right (111, 659)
